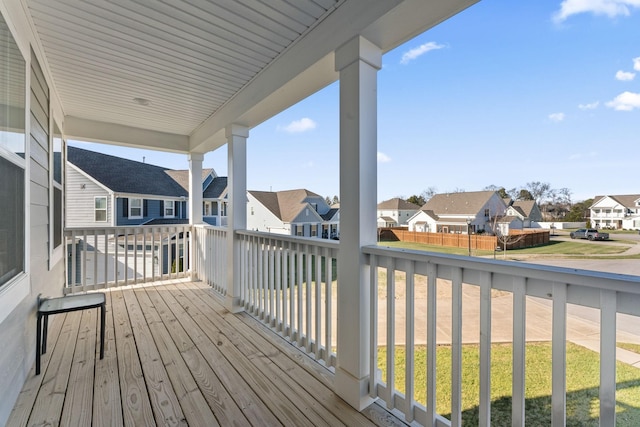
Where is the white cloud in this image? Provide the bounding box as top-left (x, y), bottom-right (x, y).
top-left (552, 0), bottom-right (640, 23)
top-left (633, 56), bottom-right (640, 71)
top-left (578, 101), bottom-right (599, 110)
top-left (377, 152), bottom-right (391, 163)
top-left (616, 70), bottom-right (636, 81)
top-left (278, 117), bottom-right (317, 133)
top-left (606, 91), bottom-right (640, 110)
top-left (400, 42), bottom-right (445, 65)
top-left (548, 112), bottom-right (566, 122)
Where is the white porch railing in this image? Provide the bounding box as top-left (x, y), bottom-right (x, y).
top-left (364, 245), bottom-right (640, 426)
top-left (64, 225), bottom-right (190, 293)
top-left (193, 225), bottom-right (227, 295)
top-left (236, 230), bottom-right (339, 368)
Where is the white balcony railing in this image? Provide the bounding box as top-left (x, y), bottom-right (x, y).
top-left (364, 245), bottom-right (640, 426)
top-left (236, 230), bottom-right (339, 368)
top-left (65, 225), bottom-right (190, 293)
top-left (193, 224), bottom-right (227, 295)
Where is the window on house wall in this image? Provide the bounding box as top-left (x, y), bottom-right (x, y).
top-left (95, 197), bottom-right (107, 221)
top-left (296, 225), bottom-right (304, 236)
top-left (0, 13), bottom-right (26, 289)
top-left (484, 209), bottom-right (490, 217)
top-left (203, 201), bottom-right (210, 216)
top-left (311, 224), bottom-right (317, 236)
top-left (129, 198), bottom-right (142, 218)
top-left (164, 200), bottom-right (175, 217)
top-left (51, 122), bottom-right (64, 250)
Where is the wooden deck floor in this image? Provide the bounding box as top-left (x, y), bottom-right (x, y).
top-left (8, 280), bottom-right (403, 427)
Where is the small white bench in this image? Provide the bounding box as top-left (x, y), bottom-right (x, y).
top-left (36, 293), bottom-right (106, 375)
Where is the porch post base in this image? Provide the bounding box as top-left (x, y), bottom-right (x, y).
top-left (224, 295), bottom-right (244, 313)
top-left (334, 367), bottom-right (375, 411)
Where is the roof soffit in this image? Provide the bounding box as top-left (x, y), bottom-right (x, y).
top-left (23, 0), bottom-right (477, 152)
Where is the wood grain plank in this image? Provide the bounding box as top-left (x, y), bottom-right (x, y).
top-left (132, 288), bottom-right (220, 426)
top-left (110, 289), bottom-right (155, 426)
top-left (8, 282), bottom-right (404, 427)
top-left (194, 281), bottom-right (384, 427)
top-left (156, 284), bottom-right (282, 427)
top-left (27, 311), bottom-right (81, 426)
top-left (180, 283), bottom-right (369, 427)
top-left (168, 282), bottom-right (318, 426)
top-left (60, 308), bottom-right (97, 426)
top-left (6, 313), bottom-right (66, 426)
top-left (121, 288), bottom-right (186, 426)
top-left (143, 286), bottom-right (252, 427)
top-left (93, 291), bottom-right (124, 427)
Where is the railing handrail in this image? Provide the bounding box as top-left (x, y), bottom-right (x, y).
top-left (364, 244), bottom-right (640, 295)
top-left (365, 243), bottom-right (640, 425)
top-left (236, 229), bottom-right (340, 251)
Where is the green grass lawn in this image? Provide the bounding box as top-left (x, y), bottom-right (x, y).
top-left (378, 342), bottom-right (640, 426)
top-left (379, 239), bottom-right (637, 258)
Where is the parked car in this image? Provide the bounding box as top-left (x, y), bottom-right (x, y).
top-left (569, 228), bottom-right (609, 241)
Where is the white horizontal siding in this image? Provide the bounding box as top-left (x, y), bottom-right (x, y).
top-left (66, 166), bottom-right (111, 227)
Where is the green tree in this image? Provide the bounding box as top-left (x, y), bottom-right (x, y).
top-left (407, 194), bottom-right (426, 206)
top-left (564, 199), bottom-right (593, 222)
top-left (517, 189), bottom-right (534, 200)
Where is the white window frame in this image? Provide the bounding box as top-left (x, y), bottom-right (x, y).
top-left (95, 196), bottom-right (108, 222)
top-left (0, 12), bottom-right (29, 323)
top-left (129, 197), bottom-right (143, 218)
top-left (164, 200), bottom-right (175, 217)
top-left (49, 121), bottom-right (64, 269)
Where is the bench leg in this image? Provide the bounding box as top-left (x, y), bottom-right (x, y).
top-left (42, 315), bottom-right (49, 354)
top-left (36, 313), bottom-right (42, 375)
top-left (100, 303), bottom-right (105, 359)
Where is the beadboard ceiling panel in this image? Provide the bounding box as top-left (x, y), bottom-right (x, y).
top-left (21, 0), bottom-right (479, 153)
top-left (26, 0), bottom-right (341, 136)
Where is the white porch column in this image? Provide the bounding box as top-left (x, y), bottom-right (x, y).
top-left (334, 36), bottom-right (381, 410)
top-left (188, 152), bottom-right (204, 280)
top-left (188, 152), bottom-right (204, 225)
top-left (225, 124), bottom-right (249, 312)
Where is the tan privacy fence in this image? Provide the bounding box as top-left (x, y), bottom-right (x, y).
top-left (380, 228), bottom-right (549, 251)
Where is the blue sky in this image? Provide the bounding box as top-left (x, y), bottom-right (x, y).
top-left (70, 0), bottom-right (640, 203)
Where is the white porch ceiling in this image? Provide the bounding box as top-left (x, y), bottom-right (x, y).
top-left (24, 0), bottom-right (478, 153)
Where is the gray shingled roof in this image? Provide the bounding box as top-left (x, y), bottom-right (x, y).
top-left (321, 208), bottom-right (339, 221)
top-left (592, 194), bottom-right (640, 208)
top-left (377, 197), bottom-right (420, 210)
top-left (511, 200), bottom-right (536, 217)
top-left (165, 169), bottom-right (215, 192)
top-left (421, 191), bottom-right (498, 215)
top-left (68, 146), bottom-right (188, 197)
top-left (249, 189), bottom-right (321, 222)
top-left (203, 177), bottom-right (227, 199)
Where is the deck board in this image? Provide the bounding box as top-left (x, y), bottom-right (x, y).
top-left (93, 291), bottom-right (124, 427)
top-left (8, 280), bottom-right (405, 427)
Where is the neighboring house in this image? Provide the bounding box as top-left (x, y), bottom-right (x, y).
top-left (408, 190), bottom-right (507, 233)
top-left (504, 200), bottom-right (543, 228)
top-left (165, 169), bottom-right (228, 226)
top-left (202, 177), bottom-right (228, 226)
top-left (247, 189), bottom-right (339, 238)
top-left (590, 194), bottom-right (640, 230)
top-left (67, 146), bottom-right (193, 227)
top-left (376, 197), bottom-right (420, 227)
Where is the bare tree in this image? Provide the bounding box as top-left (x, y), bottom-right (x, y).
top-left (420, 186), bottom-right (437, 202)
top-left (525, 181), bottom-right (551, 204)
top-left (489, 214), bottom-right (527, 259)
